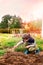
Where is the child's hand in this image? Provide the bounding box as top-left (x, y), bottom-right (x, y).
top-left (11, 48), bottom-right (15, 52)
top-left (13, 46), bottom-right (17, 49)
top-left (25, 46), bottom-right (30, 48)
top-left (11, 46), bottom-right (17, 52)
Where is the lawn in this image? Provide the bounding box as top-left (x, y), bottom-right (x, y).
top-left (0, 33), bottom-right (43, 56)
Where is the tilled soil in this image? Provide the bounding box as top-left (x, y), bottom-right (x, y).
top-left (0, 51), bottom-right (43, 65)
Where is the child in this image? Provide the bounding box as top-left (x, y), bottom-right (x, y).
top-left (11, 33), bottom-right (40, 54)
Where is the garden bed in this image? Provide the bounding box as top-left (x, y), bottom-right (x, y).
top-left (0, 51), bottom-right (43, 65)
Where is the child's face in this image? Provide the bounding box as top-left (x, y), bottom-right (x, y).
top-left (23, 38), bottom-right (29, 42)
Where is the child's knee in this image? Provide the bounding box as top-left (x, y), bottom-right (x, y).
top-left (35, 48), bottom-right (40, 54)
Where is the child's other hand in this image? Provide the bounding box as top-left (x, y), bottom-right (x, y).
top-left (25, 46), bottom-right (30, 48)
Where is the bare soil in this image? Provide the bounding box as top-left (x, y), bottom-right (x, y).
top-left (0, 51), bottom-right (43, 65)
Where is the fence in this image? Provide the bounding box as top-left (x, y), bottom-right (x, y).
top-left (0, 28), bottom-right (41, 34)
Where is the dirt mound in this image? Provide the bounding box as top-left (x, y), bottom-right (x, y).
top-left (0, 51), bottom-right (43, 65)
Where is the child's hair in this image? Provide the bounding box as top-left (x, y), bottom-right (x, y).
top-left (22, 33), bottom-right (30, 39)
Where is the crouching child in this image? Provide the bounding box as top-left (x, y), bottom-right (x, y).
top-left (11, 33), bottom-right (40, 54)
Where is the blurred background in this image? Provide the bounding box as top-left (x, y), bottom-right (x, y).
top-left (0, 0), bottom-right (43, 56)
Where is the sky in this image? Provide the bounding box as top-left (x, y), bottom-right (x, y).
top-left (0, 0), bottom-right (43, 22)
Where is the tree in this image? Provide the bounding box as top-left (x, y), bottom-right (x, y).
top-left (10, 16), bottom-right (22, 28)
top-left (1, 15), bottom-right (12, 28)
top-left (0, 15), bottom-right (22, 29)
top-left (0, 23), bottom-right (2, 28)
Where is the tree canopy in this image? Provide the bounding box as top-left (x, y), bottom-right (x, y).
top-left (0, 14), bottom-right (22, 29)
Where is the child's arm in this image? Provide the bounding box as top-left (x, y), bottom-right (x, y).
top-left (26, 41), bottom-right (36, 48)
top-left (13, 40), bottom-right (23, 48)
top-left (7, 41), bottom-right (23, 52)
top-left (29, 41), bottom-right (36, 47)
top-left (11, 40), bottom-right (23, 51)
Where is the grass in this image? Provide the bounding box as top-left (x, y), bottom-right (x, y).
top-left (0, 33), bottom-right (43, 56)
top-left (36, 39), bottom-right (43, 50)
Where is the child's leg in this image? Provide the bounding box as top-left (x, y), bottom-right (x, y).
top-left (35, 48), bottom-right (40, 54)
top-left (24, 49), bottom-right (30, 54)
